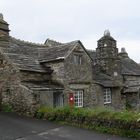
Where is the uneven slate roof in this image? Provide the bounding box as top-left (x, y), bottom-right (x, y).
top-left (123, 86), bottom-right (140, 93)
top-left (93, 72), bottom-right (121, 87)
top-left (44, 38), bottom-right (63, 47)
top-left (9, 37), bottom-right (45, 48)
top-left (39, 41), bottom-right (79, 62)
top-left (0, 19), bottom-right (9, 31)
top-left (3, 44), bottom-right (39, 58)
top-left (1, 38), bottom-right (83, 72)
top-left (22, 81), bottom-right (63, 91)
top-left (4, 53), bottom-right (50, 73)
top-left (122, 80), bottom-right (140, 93)
top-left (121, 58), bottom-right (140, 75)
top-left (1, 38), bottom-right (51, 73)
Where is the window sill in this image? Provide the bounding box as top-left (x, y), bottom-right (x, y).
top-left (104, 102), bottom-right (111, 105)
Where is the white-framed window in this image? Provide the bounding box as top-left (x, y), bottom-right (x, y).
top-left (74, 54), bottom-right (82, 65)
top-left (103, 88), bottom-right (111, 104)
top-left (74, 90), bottom-right (83, 107)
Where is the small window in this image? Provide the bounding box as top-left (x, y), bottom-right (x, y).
top-left (74, 90), bottom-right (83, 107)
top-left (103, 88), bottom-right (111, 104)
top-left (74, 55), bottom-right (82, 65)
top-left (114, 72), bottom-right (118, 76)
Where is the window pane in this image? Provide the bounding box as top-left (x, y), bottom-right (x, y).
top-left (103, 88), bottom-right (111, 104)
top-left (74, 55), bottom-right (82, 65)
top-left (74, 90), bottom-right (83, 107)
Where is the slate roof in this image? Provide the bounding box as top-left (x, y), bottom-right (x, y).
top-left (0, 18), bottom-right (9, 31)
top-left (123, 86), bottom-right (139, 93)
top-left (22, 81), bottom-right (63, 91)
top-left (122, 80), bottom-right (140, 93)
top-left (4, 53), bottom-right (51, 73)
top-left (93, 72), bottom-right (122, 87)
top-left (121, 57), bottom-right (140, 75)
top-left (38, 40), bottom-right (80, 63)
top-left (44, 39), bottom-right (63, 47)
top-left (1, 38), bottom-right (51, 73)
top-left (1, 38), bottom-right (84, 72)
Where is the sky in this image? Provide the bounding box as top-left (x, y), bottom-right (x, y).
top-left (0, 0), bottom-right (140, 62)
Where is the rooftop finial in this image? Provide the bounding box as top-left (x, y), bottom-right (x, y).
top-left (0, 13), bottom-right (3, 20)
top-left (104, 29), bottom-right (110, 36)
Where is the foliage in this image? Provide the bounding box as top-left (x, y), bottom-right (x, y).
top-left (35, 106), bottom-right (140, 138)
top-left (1, 103), bottom-right (13, 112)
top-left (125, 101), bottom-right (133, 111)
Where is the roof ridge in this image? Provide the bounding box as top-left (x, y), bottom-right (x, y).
top-left (43, 40), bottom-right (79, 49)
top-left (45, 38), bottom-right (63, 45)
top-left (10, 36), bottom-right (46, 47)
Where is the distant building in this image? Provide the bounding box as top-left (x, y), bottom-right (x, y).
top-left (0, 14), bottom-right (139, 114)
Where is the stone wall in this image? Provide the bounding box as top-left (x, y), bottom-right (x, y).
top-left (95, 86), bottom-right (125, 110)
top-left (43, 44), bottom-right (94, 107)
top-left (64, 45), bottom-right (93, 83)
top-left (44, 61), bottom-right (65, 85)
top-left (2, 84), bottom-right (37, 115)
top-left (123, 75), bottom-right (140, 110)
top-left (33, 90), bottom-right (54, 107)
top-left (111, 87), bottom-right (125, 110)
top-left (63, 45), bottom-right (94, 107)
top-left (0, 49), bottom-right (37, 115)
top-left (125, 92), bottom-right (140, 110)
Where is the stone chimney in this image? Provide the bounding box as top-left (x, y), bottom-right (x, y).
top-left (0, 13), bottom-right (10, 42)
top-left (119, 47), bottom-right (129, 58)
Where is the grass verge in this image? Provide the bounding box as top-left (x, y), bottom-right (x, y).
top-left (35, 106), bottom-right (140, 138)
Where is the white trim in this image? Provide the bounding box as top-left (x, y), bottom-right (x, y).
top-left (64, 43), bottom-right (77, 59)
top-left (74, 90), bottom-right (83, 107)
top-left (103, 88), bottom-right (111, 104)
top-left (73, 54), bottom-right (82, 65)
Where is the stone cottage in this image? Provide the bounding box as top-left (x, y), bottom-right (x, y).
top-left (0, 14), bottom-right (140, 114)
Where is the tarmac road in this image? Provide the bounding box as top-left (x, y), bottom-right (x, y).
top-left (0, 112), bottom-right (138, 140)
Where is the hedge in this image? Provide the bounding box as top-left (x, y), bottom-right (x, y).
top-left (35, 106), bottom-right (140, 138)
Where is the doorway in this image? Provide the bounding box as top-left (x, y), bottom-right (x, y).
top-left (53, 92), bottom-right (64, 107)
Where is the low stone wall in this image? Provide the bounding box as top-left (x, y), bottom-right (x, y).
top-left (36, 107), bottom-right (140, 138)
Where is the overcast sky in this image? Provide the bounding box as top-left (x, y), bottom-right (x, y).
top-left (1, 0), bottom-right (140, 62)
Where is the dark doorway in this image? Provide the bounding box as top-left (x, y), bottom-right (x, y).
top-left (53, 92), bottom-right (64, 107)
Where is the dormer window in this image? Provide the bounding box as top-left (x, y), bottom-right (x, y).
top-left (74, 54), bottom-right (82, 65)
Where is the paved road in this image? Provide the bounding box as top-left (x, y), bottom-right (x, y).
top-left (0, 112), bottom-right (138, 140)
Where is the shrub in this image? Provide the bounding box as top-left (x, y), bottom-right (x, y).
top-left (1, 103), bottom-right (13, 112)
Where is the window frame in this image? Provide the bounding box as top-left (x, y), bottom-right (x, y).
top-left (74, 90), bottom-right (83, 107)
top-left (103, 88), bottom-right (112, 104)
